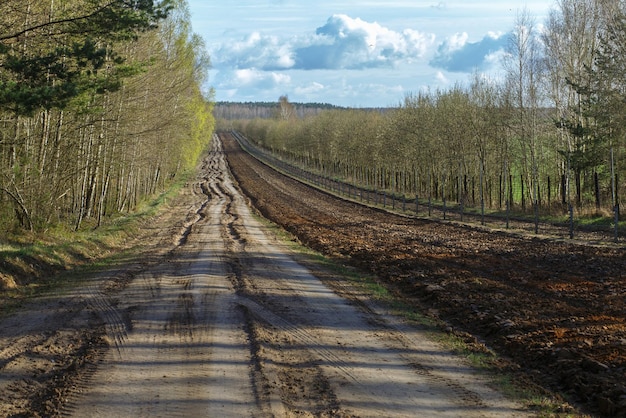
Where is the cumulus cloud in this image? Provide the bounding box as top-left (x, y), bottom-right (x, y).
top-left (294, 14), bottom-right (435, 70)
top-left (211, 14), bottom-right (435, 72)
top-left (430, 31), bottom-right (508, 72)
top-left (214, 32), bottom-right (295, 70)
top-left (232, 68), bottom-right (291, 89)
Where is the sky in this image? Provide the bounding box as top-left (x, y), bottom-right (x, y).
top-left (187, 1), bottom-right (555, 107)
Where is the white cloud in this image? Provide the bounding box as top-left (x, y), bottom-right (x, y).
top-left (214, 32), bottom-right (295, 70)
top-left (430, 31), bottom-right (508, 72)
top-left (436, 71), bottom-right (449, 84)
top-left (294, 14), bottom-right (435, 70)
top-left (232, 68), bottom-right (256, 85)
top-left (211, 14), bottom-right (435, 72)
top-left (295, 82), bottom-right (325, 96)
top-left (229, 68), bottom-right (291, 90)
top-left (444, 32), bottom-right (470, 51)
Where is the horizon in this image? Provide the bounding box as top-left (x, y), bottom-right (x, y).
top-left (188, 1), bottom-right (553, 107)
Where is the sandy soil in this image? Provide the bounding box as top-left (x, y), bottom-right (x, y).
top-left (221, 131), bottom-right (626, 418)
top-left (0, 135), bottom-right (532, 417)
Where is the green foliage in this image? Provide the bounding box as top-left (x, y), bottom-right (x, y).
top-left (0, 0), bottom-right (214, 233)
top-left (0, 0), bottom-right (173, 115)
top-left (0, 38), bottom-right (122, 114)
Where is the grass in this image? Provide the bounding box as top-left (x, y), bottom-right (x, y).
top-left (0, 171), bottom-right (192, 315)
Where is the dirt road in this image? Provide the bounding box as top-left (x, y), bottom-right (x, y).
top-left (0, 135), bottom-right (531, 416)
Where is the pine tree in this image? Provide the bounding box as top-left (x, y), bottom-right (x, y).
top-left (0, 0), bottom-right (172, 115)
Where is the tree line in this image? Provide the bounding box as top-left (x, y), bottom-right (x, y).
top-left (0, 0), bottom-right (214, 232)
top-left (230, 0), bottom-right (625, 222)
top-left (214, 100), bottom-right (344, 122)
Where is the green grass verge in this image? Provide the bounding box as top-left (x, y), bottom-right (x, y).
top-left (0, 170), bottom-right (193, 315)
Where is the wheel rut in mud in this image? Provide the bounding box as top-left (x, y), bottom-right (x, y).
top-left (2, 134), bottom-right (531, 417)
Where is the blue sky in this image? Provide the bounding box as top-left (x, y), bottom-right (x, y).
top-left (187, 1), bottom-right (553, 107)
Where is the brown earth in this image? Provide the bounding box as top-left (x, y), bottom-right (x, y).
top-left (1, 129), bottom-right (623, 417)
top-left (220, 131), bottom-right (626, 417)
top-left (1, 134), bottom-right (535, 417)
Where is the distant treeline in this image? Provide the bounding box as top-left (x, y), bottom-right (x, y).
top-left (214, 101), bottom-right (388, 120)
top-left (214, 101), bottom-right (342, 120)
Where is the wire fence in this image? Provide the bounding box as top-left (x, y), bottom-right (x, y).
top-left (231, 131), bottom-right (623, 245)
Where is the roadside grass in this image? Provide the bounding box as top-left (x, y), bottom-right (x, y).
top-left (253, 212), bottom-right (586, 418)
top-left (0, 171), bottom-right (191, 316)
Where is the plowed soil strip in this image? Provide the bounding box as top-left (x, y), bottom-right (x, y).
top-left (221, 131), bottom-right (626, 417)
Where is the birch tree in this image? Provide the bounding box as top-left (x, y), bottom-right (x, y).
top-left (503, 8), bottom-right (545, 216)
top-left (0, 0), bottom-right (214, 232)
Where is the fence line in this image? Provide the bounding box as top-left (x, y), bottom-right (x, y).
top-left (230, 131), bottom-right (622, 244)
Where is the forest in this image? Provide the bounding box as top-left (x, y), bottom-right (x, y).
top-left (0, 0), bottom-right (214, 233)
top-left (214, 101), bottom-right (344, 121)
top-left (229, 0), bottom-right (626, 228)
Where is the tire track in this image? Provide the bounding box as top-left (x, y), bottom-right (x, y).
top-left (220, 131), bottom-right (534, 417)
top-left (207, 135), bottom-right (341, 415)
top-left (2, 132), bottom-right (533, 417)
top-left (64, 135), bottom-right (259, 416)
top-left (216, 131), bottom-right (489, 415)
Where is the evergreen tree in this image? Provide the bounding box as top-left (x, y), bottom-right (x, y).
top-left (0, 0), bottom-right (172, 115)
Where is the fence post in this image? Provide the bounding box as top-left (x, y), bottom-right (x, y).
top-left (480, 161), bottom-right (485, 225)
top-left (569, 203), bottom-right (574, 239)
top-left (504, 162), bottom-right (510, 229)
top-left (521, 175), bottom-right (525, 211)
top-left (611, 148), bottom-right (619, 242)
top-left (460, 197), bottom-right (464, 222)
top-left (428, 195), bottom-right (432, 217)
top-left (615, 205), bottom-right (619, 243)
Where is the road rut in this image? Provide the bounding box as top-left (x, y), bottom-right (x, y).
top-left (1, 135), bottom-right (531, 417)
